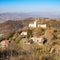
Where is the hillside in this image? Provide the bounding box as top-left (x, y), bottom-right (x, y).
top-left (0, 20), bottom-right (24, 34)
top-left (0, 18), bottom-right (60, 60)
top-left (0, 17), bottom-right (34, 31)
top-left (0, 18), bottom-right (60, 34)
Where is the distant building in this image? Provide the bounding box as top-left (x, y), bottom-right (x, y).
top-left (21, 32), bottom-right (27, 36)
top-left (29, 20), bottom-right (37, 28)
top-left (29, 18), bottom-right (46, 29)
top-left (28, 36), bottom-right (45, 44)
top-left (20, 27), bottom-right (28, 38)
top-left (38, 24), bottom-right (46, 29)
top-left (30, 37), bottom-right (43, 43)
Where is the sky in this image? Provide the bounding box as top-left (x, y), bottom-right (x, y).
top-left (0, 0), bottom-right (60, 13)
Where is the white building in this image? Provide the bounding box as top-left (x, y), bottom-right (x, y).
top-left (29, 18), bottom-right (46, 29)
top-left (38, 24), bottom-right (46, 29)
top-left (29, 37), bottom-right (44, 44)
top-left (21, 32), bottom-right (27, 36)
top-left (29, 20), bottom-right (37, 28)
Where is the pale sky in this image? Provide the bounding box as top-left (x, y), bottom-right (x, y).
top-left (0, 0), bottom-right (60, 13)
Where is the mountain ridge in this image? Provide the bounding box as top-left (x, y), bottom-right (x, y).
top-left (0, 12), bottom-right (60, 22)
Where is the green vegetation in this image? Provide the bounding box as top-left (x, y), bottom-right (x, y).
top-left (33, 27), bottom-right (45, 37)
top-left (0, 37), bottom-right (4, 42)
top-left (57, 32), bottom-right (60, 39)
top-left (27, 29), bottom-right (33, 39)
top-left (0, 18), bottom-right (60, 60)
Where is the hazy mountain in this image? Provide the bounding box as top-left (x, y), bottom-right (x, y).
top-left (0, 17), bottom-right (34, 33)
top-left (0, 13), bottom-right (29, 22)
top-left (0, 12), bottom-right (60, 22)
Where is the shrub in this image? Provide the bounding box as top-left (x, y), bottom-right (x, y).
top-left (0, 37), bottom-right (4, 42)
top-left (27, 29), bottom-right (33, 39)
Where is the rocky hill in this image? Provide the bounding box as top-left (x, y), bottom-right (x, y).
top-left (0, 18), bottom-right (60, 38)
top-left (0, 20), bottom-right (24, 34)
top-left (0, 18), bottom-right (60, 60)
top-left (0, 18), bottom-right (60, 33)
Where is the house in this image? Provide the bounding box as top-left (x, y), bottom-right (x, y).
top-left (38, 24), bottom-right (46, 29)
top-left (21, 27), bottom-right (28, 36)
top-left (28, 36), bottom-right (45, 44)
top-left (21, 32), bottom-right (27, 36)
top-left (0, 39), bottom-right (10, 48)
top-left (29, 20), bottom-right (37, 28)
